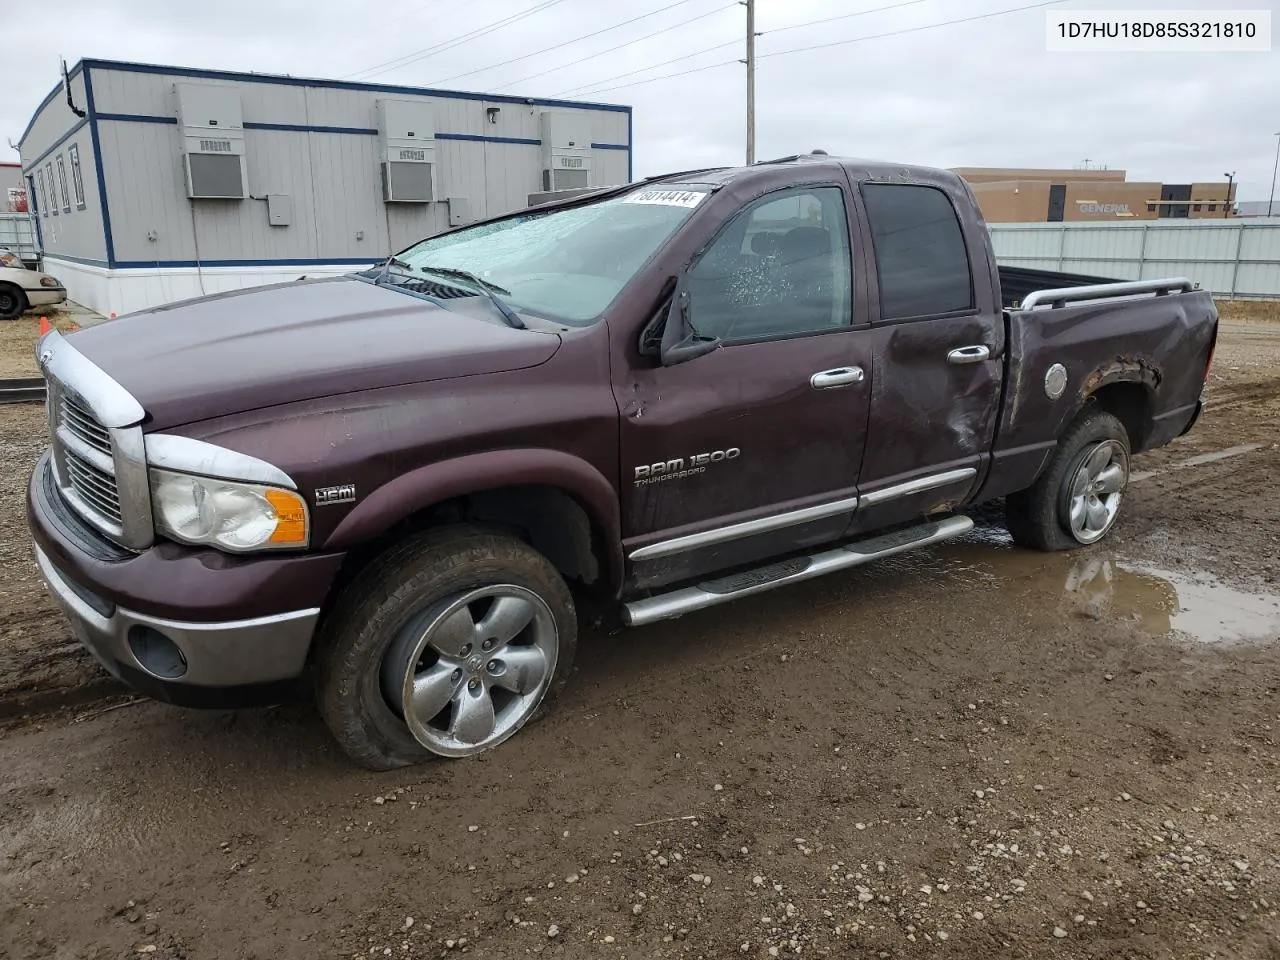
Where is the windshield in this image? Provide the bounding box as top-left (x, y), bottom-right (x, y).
top-left (393, 185), bottom-right (711, 325)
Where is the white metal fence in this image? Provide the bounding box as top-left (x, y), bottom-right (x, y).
top-left (988, 217), bottom-right (1280, 300)
top-left (0, 212), bottom-right (39, 266)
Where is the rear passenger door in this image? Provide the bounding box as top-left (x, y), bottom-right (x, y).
top-left (847, 182), bottom-right (1004, 534)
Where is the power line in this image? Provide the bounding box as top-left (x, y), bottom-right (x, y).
top-left (342, 0), bottom-right (570, 82)
top-left (427, 0), bottom-right (706, 86)
top-left (556, 39), bottom-right (739, 96)
top-left (559, 0), bottom-right (928, 98)
top-left (568, 0), bottom-right (1069, 97)
top-left (491, 2), bottom-right (740, 92)
top-left (571, 59), bottom-right (740, 97)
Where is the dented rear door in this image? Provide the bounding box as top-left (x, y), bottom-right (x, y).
top-left (846, 178), bottom-right (1004, 534)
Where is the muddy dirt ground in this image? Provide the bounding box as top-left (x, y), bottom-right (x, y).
top-left (2, 307), bottom-right (1279, 960)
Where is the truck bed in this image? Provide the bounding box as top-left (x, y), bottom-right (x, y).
top-left (997, 266), bottom-right (1120, 310)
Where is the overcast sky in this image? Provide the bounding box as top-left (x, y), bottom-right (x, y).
top-left (8, 0), bottom-right (1280, 199)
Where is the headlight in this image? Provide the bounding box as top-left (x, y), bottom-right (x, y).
top-left (39, 275), bottom-right (62, 288)
top-left (149, 468), bottom-right (309, 552)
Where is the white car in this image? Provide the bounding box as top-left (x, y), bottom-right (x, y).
top-left (0, 256), bottom-right (67, 320)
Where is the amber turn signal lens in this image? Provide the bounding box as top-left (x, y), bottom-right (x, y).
top-left (265, 488), bottom-right (309, 544)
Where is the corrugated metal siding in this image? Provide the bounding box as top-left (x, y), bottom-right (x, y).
top-left (309, 131), bottom-right (398, 259)
top-left (100, 119), bottom-right (192, 263)
top-left (989, 219), bottom-right (1280, 299)
top-left (593, 149), bottom-right (629, 186)
top-left (24, 125), bottom-right (108, 264)
top-left (88, 65), bottom-right (630, 267)
top-left (20, 72), bottom-right (88, 159)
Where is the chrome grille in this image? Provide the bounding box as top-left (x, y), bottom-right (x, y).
top-left (63, 447), bottom-right (123, 523)
top-left (59, 393), bottom-right (112, 455)
top-left (40, 330), bottom-right (153, 550)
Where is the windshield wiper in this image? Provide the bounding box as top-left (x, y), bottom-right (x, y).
top-left (375, 255), bottom-right (414, 283)
top-left (415, 264), bottom-right (524, 330)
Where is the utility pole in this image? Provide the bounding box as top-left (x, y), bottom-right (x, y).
top-left (1268, 133), bottom-right (1280, 217)
top-left (1223, 171), bottom-right (1235, 218)
top-left (744, 0), bottom-right (755, 166)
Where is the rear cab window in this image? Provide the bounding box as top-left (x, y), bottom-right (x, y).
top-left (861, 183), bottom-right (973, 321)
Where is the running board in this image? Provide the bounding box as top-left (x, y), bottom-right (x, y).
top-left (622, 515), bottom-right (974, 627)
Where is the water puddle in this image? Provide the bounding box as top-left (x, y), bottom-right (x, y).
top-left (940, 526), bottom-right (1280, 645)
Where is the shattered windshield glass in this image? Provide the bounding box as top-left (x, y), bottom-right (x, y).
top-left (393, 185), bottom-right (711, 325)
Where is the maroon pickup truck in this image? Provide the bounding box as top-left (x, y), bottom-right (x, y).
top-left (29, 154), bottom-right (1217, 768)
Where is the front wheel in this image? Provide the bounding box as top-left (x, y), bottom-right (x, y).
top-left (0, 284), bottom-right (28, 321)
top-left (1005, 409), bottom-right (1131, 551)
top-left (315, 526), bottom-right (577, 770)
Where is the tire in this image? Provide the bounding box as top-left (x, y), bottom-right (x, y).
top-left (1005, 408), bottom-right (1131, 552)
top-left (0, 284), bottom-right (28, 321)
top-left (315, 526), bottom-right (577, 770)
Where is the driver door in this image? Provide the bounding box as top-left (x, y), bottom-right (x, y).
top-left (616, 184), bottom-right (874, 590)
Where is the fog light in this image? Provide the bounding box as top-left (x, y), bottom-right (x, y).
top-left (127, 626), bottom-right (188, 679)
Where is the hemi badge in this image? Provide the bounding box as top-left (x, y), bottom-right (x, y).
top-left (315, 483), bottom-right (357, 506)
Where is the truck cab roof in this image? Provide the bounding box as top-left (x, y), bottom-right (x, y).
top-left (647, 153), bottom-right (968, 192)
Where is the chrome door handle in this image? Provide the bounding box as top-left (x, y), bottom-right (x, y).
top-left (810, 367), bottom-right (865, 389)
top-left (947, 345), bottom-right (991, 364)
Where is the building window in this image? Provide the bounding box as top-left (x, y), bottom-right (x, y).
top-left (56, 155), bottom-right (71, 213)
top-left (45, 162), bottom-right (56, 216)
top-left (36, 168), bottom-right (48, 217)
top-left (1147, 204), bottom-right (1156, 213)
top-left (68, 144), bottom-right (85, 209)
top-left (1207, 203), bottom-right (1217, 212)
top-left (862, 183), bottom-right (974, 320)
top-left (1192, 203), bottom-right (1201, 213)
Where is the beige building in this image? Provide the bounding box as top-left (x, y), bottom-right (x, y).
top-left (952, 167), bottom-right (1236, 223)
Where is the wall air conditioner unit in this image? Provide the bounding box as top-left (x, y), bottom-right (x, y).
top-left (540, 111), bottom-right (592, 193)
top-left (377, 99), bottom-right (436, 203)
top-left (174, 83), bottom-right (247, 199)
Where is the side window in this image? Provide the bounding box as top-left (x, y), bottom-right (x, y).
top-left (56, 155), bottom-right (71, 213)
top-left (69, 144), bottom-right (86, 209)
top-left (36, 169), bottom-right (47, 218)
top-left (862, 183), bottom-right (974, 320)
top-left (45, 162), bottom-right (56, 216)
top-left (686, 186), bottom-right (852, 342)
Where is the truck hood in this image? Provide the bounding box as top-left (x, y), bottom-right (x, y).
top-left (68, 276), bottom-right (561, 430)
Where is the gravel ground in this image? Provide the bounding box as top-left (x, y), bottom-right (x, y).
top-left (0, 307), bottom-right (1277, 960)
top-left (0, 310), bottom-right (78, 378)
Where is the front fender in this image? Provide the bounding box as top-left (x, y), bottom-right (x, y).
top-left (323, 448), bottom-right (623, 589)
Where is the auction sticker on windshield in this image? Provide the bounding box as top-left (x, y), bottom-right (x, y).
top-left (622, 188), bottom-right (707, 208)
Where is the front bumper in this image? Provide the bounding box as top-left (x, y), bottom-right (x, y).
top-left (35, 544), bottom-right (318, 694)
top-left (25, 287), bottom-right (67, 309)
top-left (28, 453), bottom-right (344, 707)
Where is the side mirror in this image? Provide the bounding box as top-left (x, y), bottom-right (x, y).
top-left (658, 280), bottom-right (720, 366)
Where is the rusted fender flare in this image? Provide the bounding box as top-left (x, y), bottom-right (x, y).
top-left (1080, 357), bottom-right (1161, 398)
top-left (323, 448), bottom-right (624, 590)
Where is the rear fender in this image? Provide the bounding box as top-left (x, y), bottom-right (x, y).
top-left (324, 448), bottom-right (623, 590)
top-left (1080, 357), bottom-right (1160, 399)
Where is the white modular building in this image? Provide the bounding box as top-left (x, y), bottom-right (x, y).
top-left (19, 58), bottom-right (633, 316)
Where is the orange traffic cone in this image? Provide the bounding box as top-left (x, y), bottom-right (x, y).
top-left (38, 315), bottom-right (50, 336)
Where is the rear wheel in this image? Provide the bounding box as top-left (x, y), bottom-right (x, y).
top-left (0, 284), bottom-right (27, 321)
top-left (1005, 408), bottom-right (1130, 551)
top-left (316, 526), bottom-right (577, 770)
